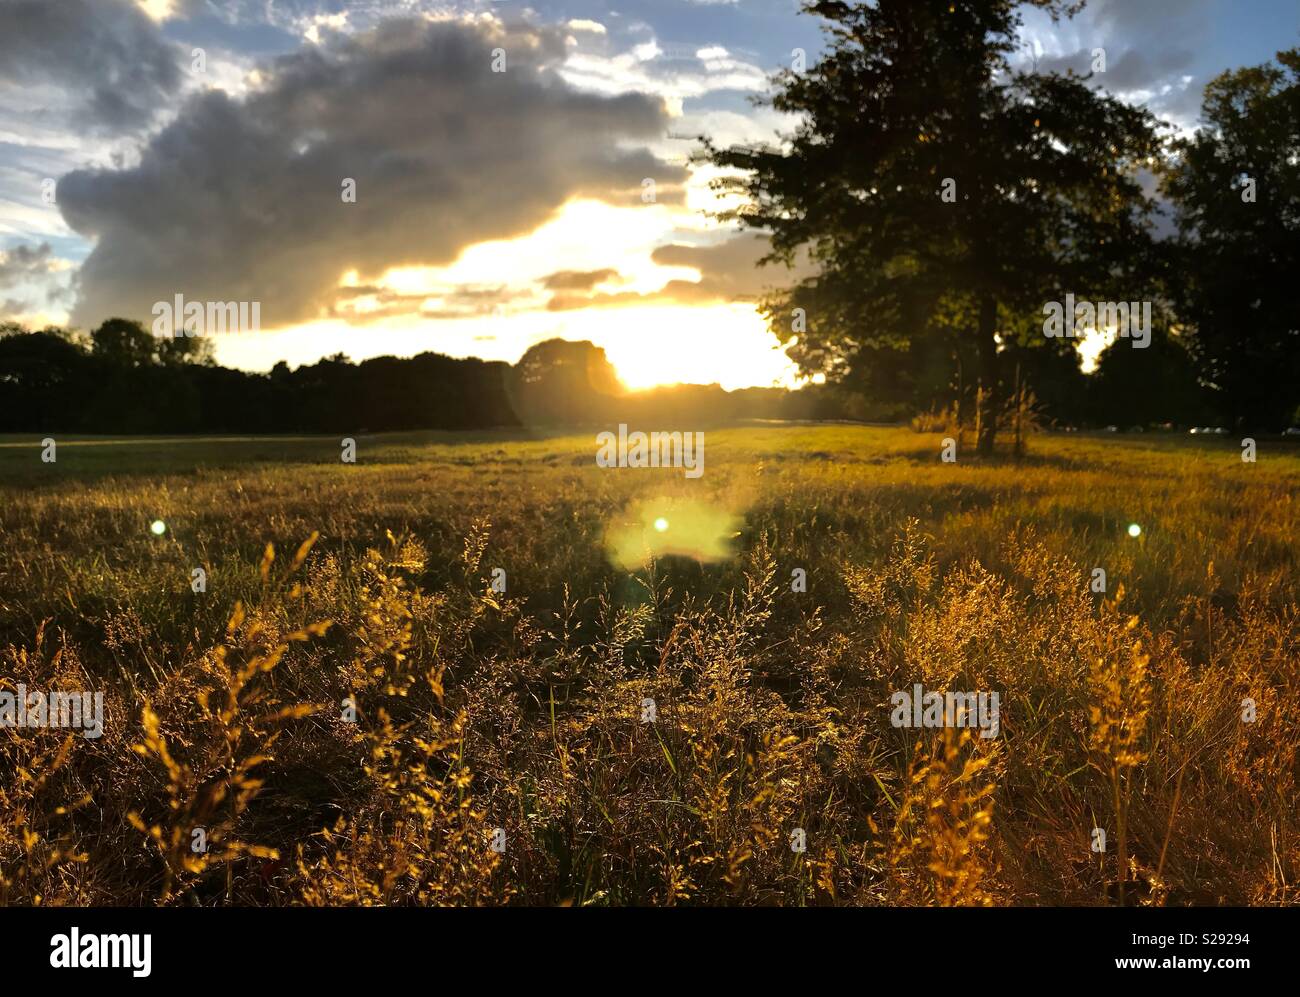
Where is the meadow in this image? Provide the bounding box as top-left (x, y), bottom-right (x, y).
top-left (0, 424), bottom-right (1297, 905)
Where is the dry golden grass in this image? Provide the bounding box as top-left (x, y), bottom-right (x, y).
top-left (0, 425), bottom-right (1296, 905)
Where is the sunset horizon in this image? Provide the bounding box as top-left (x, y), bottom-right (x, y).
top-left (5, 0), bottom-right (1291, 392)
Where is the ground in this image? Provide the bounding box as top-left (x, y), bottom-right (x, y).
top-left (0, 425), bottom-right (1297, 905)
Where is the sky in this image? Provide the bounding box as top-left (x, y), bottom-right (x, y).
top-left (0, 0), bottom-right (1296, 389)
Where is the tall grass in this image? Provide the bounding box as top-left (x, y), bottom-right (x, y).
top-left (1, 426), bottom-right (1296, 905)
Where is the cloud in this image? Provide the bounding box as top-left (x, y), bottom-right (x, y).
top-left (0, 240), bottom-right (71, 318)
top-left (559, 36), bottom-right (769, 101)
top-left (57, 15), bottom-right (688, 330)
top-left (1034, 46), bottom-right (1195, 92)
top-left (0, 241), bottom-right (56, 286)
top-left (546, 232), bottom-right (808, 310)
top-left (1084, 0), bottom-right (1212, 40)
top-left (328, 281), bottom-right (538, 324)
top-left (541, 268), bottom-right (621, 291)
top-left (1020, 0), bottom-right (1213, 127)
top-left (0, 0), bottom-right (183, 133)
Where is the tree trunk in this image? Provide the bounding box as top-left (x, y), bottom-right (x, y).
top-left (976, 294), bottom-right (999, 456)
top-left (1013, 361), bottom-right (1023, 458)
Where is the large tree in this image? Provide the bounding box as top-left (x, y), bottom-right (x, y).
top-left (508, 339), bottom-right (624, 426)
top-left (708, 0), bottom-right (1162, 452)
top-left (1163, 49), bottom-right (1300, 430)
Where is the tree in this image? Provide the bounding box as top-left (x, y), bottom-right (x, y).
top-left (1088, 327), bottom-right (1212, 428)
top-left (90, 318), bottom-right (158, 367)
top-left (508, 339), bottom-right (623, 426)
top-left (708, 0), bottom-right (1162, 452)
top-left (157, 333), bottom-right (216, 366)
top-left (1163, 49), bottom-right (1300, 430)
top-left (0, 328), bottom-right (92, 431)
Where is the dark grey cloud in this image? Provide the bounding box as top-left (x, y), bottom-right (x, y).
top-left (1083, 0), bottom-right (1212, 40)
top-left (1024, 0), bottom-right (1213, 125)
top-left (0, 241), bottom-right (76, 313)
top-left (0, 0), bottom-right (182, 132)
top-left (1034, 46), bottom-right (1195, 92)
top-left (0, 240), bottom-right (65, 316)
top-left (58, 16), bottom-right (687, 329)
top-left (0, 241), bottom-right (55, 286)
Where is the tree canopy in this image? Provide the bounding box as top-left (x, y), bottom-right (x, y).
top-left (1163, 48), bottom-right (1300, 429)
top-left (708, 0), bottom-right (1169, 450)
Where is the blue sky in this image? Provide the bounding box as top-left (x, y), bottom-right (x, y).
top-left (1, 0), bottom-right (1296, 387)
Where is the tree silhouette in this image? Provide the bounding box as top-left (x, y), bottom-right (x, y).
top-left (1163, 48), bottom-right (1300, 430)
top-left (708, 0), bottom-right (1162, 452)
top-left (90, 318), bottom-right (160, 367)
top-left (0, 326), bottom-right (92, 431)
top-left (1089, 326), bottom-right (1211, 428)
top-left (509, 338), bottom-right (624, 426)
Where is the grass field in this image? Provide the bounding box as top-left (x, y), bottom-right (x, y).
top-left (1, 425), bottom-right (1298, 905)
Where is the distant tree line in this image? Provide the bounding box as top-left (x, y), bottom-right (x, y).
top-left (0, 318), bottom-right (515, 434)
top-left (0, 315), bottom-right (1246, 436)
top-left (0, 319), bottom-right (866, 434)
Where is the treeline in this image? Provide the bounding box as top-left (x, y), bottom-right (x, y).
top-left (849, 322), bottom-right (1227, 430)
top-left (0, 319), bottom-right (859, 434)
top-left (0, 320), bottom-right (512, 434)
top-left (0, 314), bottom-right (1254, 435)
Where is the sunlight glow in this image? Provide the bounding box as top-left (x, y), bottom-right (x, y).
top-left (606, 498), bottom-right (742, 568)
top-left (136, 0), bottom-right (177, 21)
top-left (214, 301), bottom-right (798, 392)
top-left (598, 303), bottom-right (799, 390)
top-left (216, 199), bottom-right (799, 390)
top-left (377, 199), bottom-right (695, 301)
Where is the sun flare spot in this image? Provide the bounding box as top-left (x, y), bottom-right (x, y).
top-left (605, 498), bottom-right (742, 568)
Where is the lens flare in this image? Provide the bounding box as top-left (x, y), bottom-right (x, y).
top-left (1127, 523), bottom-right (1141, 538)
top-left (150, 519), bottom-right (166, 536)
top-left (605, 498), bottom-right (742, 568)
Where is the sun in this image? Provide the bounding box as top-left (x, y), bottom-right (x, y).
top-left (593, 303), bottom-right (800, 391)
